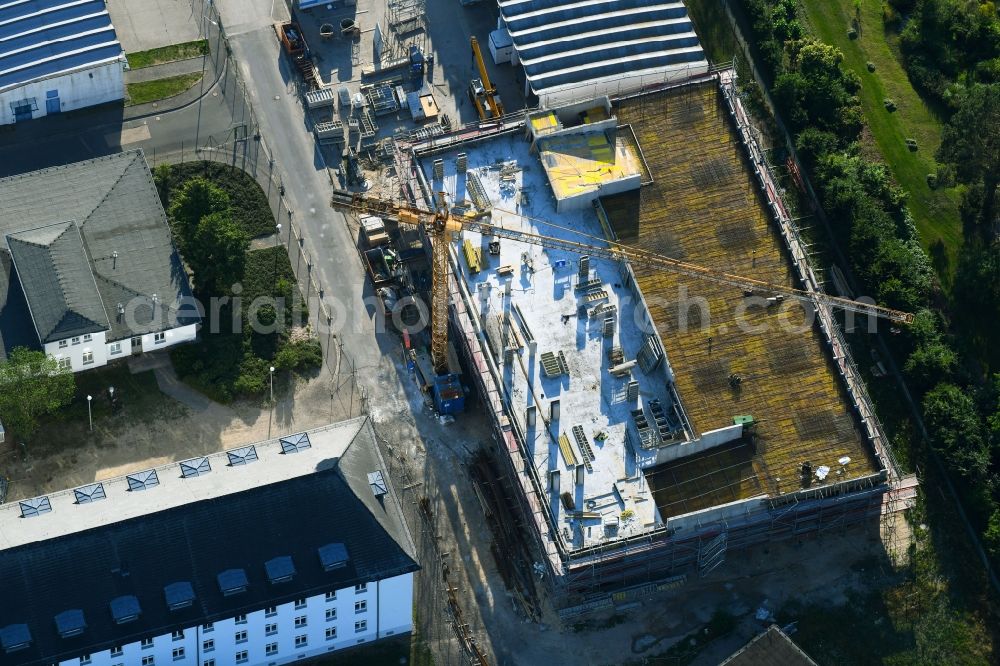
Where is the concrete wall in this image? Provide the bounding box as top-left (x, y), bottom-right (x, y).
top-left (648, 423), bottom-right (744, 466)
top-left (137, 323), bottom-right (198, 354)
top-left (56, 573), bottom-right (413, 666)
top-left (554, 172), bottom-right (642, 213)
top-left (46, 332), bottom-right (108, 372)
top-left (665, 495), bottom-right (766, 534)
top-left (0, 61), bottom-right (125, 126)
top-left (45, 324), bottom-right (197, 373)
top-left (376, 572), bottom-right (414, 637)
top-left (537, 62), bottom-right (710, 109)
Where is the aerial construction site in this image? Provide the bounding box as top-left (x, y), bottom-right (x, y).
top-left (333, 64), bottom-right (915, 611)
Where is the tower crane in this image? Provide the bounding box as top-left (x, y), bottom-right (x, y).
top-left (469, 36), bottom-right (504, 120)
top-left (331, 190), bottom-right (913, 377)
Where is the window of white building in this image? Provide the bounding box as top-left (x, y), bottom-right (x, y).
top-left (111, 646), bottom-right (123, 657)
top-left (71, 337), bottom-right (80, 345)
top-left (265, 623), bottom-right (278, 636)
top-left (235, 630), bottom-right (247, 644)
top-left (154, 332), bottom-right (166, 344)
top-left (203, 639), bottom-right (214, 652)
top-left (82, 350), bottom-right (94, 365)
top-left (295, 615), bottom-right (307, 628)
top-left (57, 357), bottom-right (71, 370)
top-left (326, 608), bottom-right (337, 622)
top-left (142, 657), bottom-right (155, 666)
top-left (83, 334), bottom-right (92, 342)
top-left (326, 627), bottom-right (337, 640)
top-left (265, 606), bottom-right (277, 617)
top-left (235, 651), bottom-right (248, 664)
top-left (202, 622), bottom-right (214, 633)
top-left (266, 643), bottom-right (278, 656)
top-left (295, 635), bottom-right (308, 648)
top-left (141, 638), bottom-right (154, 649)
top-left (355, 600), bottom-right (367, 614)
top-left (171, 630), bottom-right (183, 641)
top-left (294, 598), bottom-right (307, 609)
top-left (355, 620), bottom-right (367, 633)
top-left (110, 342), bottom-right (122, 355)
top-left (326, 591), bottom-right (337, 602)
top-left (235, 614), bottom-right (247, 625)
top-left (80, 655), bottom-right (91, 665)
top-left (355, 583), bottom-right (367, 594)
top-left (172, 648), bottom-right (184, 661)
top-left (58, 340), bottom-right (68, 348)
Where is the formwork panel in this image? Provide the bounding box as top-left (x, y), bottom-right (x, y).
top-left (604, 82), bottom-right (878, 514)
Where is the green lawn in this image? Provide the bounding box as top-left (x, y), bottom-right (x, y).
top-left (127, 40), bottom-right (209, 69)
top-left (800, 0), bottom-right (963, 275)
top-left (125, 73), bottom-right (203, 106)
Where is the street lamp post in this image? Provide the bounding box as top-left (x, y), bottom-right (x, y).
top-left (267, 366), bottom-right (275, 438)
top-left (274, 223), bottom-right (282, 287)
top-left (86, 395), bottom-right (93, 432)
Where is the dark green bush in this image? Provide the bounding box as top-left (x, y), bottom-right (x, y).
top-left (274, 339), bottom-right (323, 373)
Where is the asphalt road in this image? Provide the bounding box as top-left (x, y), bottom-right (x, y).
top-left (0, 73), bottom-right (240, 177)
top-left (224, 20), bottom-right (389, 380)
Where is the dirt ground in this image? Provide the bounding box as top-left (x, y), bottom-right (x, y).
top-left (357, 345), bottom-right (909, 666)
top-left (0, 321), bottom-right (912, 666)
top-left (0, 358), bottom-right (362, 502)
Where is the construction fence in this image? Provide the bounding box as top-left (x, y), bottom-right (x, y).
top-left (147, 0), bottom-right (366, 420)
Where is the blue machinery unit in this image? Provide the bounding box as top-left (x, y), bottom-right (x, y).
top-left (404, 330), bottom-right (466, 415)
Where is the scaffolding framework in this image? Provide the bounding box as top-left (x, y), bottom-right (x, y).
top-left (399, 69), bottom-right (912, 603)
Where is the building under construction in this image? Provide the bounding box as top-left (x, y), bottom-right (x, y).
top-left (382, 67), bottom-right (912, 608)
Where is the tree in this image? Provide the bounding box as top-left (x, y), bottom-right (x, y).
top-left (776, 40), bottom-right (863, 141)
top-left (952, 242), bottom-right (1000, 370)
top-left (186, 211), bottom-right (250, 295)
top-left (904, 340), bottom-right (957, 393)
top-left (937, 84), bottom-right (1000, 234)
top-left (167, 178), bottom-right (231, 252)
top-left (0, 347), bottom-right (75, 439)
top-left (922, 382), bottom-right (989, 479)
top-left (985, 507), bottom-right (1000, 563)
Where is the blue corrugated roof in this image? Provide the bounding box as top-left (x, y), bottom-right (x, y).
top-left (0, 0), bottom-right (122, 92)
top-left (499, 0), bottom-right (707, 98)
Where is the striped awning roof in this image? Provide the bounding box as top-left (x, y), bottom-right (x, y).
top-left (0, 0), bottom-right (123, 93)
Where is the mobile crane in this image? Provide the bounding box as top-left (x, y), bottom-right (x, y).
top-left (469, 36), bottom-right (504, 120)
top-left (331, 190), bottom-right (913, 411)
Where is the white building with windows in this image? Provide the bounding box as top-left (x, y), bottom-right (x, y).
top-left (0, 0), bottom-right (127, 125)
top-left (0, 151), bottom-right (200, 372)
top-left (0, 418), bottom-right (419, 666)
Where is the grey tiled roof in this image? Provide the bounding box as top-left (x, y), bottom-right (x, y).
top-left (0, 151), bottom-right (199, 354)
top-left (7, 222), bottom-right (110, 343)
top-left (0, 418), bottom-right (419, 666)
top-left (0, 254), bottom-right (39, 361)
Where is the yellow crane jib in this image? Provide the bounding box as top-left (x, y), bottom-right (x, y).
top-left (329, 190), bottom-right (913, 377)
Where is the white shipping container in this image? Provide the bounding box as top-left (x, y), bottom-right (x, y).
top-left (489, 28), bottom-right (514, 65)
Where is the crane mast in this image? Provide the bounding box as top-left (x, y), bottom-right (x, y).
top-left (333, 191), bottom-right (912, 374)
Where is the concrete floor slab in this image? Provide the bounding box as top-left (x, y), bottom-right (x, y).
top-left (108, 0), bottom-right (202, 53)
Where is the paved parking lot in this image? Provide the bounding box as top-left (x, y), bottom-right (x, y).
top-left (107, 0), bottom-right (201, 53)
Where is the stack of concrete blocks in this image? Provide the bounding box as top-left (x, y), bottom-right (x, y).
top-left (626, 380), bottom-right (640, 402)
